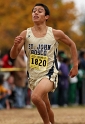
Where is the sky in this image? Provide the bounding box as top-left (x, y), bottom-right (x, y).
top-left (72, 0), bottom-right (85, 13)
top-left (73, 0), bottom-right (84, 9)
top-left (63, 0), bottom-right (85, 13)
top-left (63, 0), bottom-right (85, 34)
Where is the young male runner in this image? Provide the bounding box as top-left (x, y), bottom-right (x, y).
top-left (10, 3), bottom-right (78, 124)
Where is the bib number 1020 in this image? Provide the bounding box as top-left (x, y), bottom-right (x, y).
top-left (30, 54), bottom-right (48, 70)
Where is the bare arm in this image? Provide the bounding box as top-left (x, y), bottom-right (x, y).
top-left (10, 30), bottom-right (27, 59)
top-left (53, 29), bottom-right (78, 77)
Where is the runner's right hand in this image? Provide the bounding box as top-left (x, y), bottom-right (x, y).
top-left (14, 36), bottom-right (23, 46)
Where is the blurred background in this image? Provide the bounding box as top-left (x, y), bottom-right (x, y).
top-left (0, 0), bottom-right (85, 110)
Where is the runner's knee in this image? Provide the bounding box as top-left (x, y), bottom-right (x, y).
top-left (31, 93), bottom-right (41, 105)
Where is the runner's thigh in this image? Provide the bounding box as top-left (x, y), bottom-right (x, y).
top-left (32, 78), bottom-right (54, 98)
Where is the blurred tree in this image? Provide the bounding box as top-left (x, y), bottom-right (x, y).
top-left (0, 0), bottom-right (82, 54)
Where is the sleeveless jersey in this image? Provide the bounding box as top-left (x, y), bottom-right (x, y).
top-left (24, 27), bottom-right (59, 89)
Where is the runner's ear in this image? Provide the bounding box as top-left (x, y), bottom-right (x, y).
top-left (45, 15), bottom-right (49, 21)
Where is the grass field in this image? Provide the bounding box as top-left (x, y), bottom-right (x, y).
top-left (0, 106), bottom-right (85, 124)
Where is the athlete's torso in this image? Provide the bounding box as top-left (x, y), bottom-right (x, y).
top-left (24, 26), bottom-right (58, 79)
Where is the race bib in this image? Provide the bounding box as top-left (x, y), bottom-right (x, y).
top-left (30, 54), bottom-right (48, 71)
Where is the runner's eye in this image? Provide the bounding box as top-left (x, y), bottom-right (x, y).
top-left (38, 9), bottom-right (44, 13)
top-left (33, 10), bottom-right (43, 13)
top-left (32, 7), bottom-right (44, 14)
top-left (38, 10), bottom-right (43, 13)
top-left (33, 10), bottom-right (36, 13)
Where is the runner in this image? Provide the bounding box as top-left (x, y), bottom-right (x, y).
top-left (10, 3), bottom-right (78, 124)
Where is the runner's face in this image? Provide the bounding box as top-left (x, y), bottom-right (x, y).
top-left (32, 6), bottom-right (47, 23)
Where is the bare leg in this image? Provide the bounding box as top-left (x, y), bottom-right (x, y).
top-left (31, 93), bottom-right (50, 124)
top-left (31, 78), bottom-right (54, 124)
top-left (43, 94), bottom-right (54, 124)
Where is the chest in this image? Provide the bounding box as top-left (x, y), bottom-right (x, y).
top-left (33, 29), bottom-right (47, 37)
